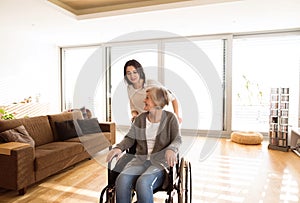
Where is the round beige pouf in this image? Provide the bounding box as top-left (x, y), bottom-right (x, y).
top-left (230, 131), bottom-right (263, 145)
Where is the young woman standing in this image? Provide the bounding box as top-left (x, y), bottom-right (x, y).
top-left (124, 59), bottom-right (182, 123)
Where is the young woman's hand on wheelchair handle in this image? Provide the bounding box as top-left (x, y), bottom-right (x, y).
top-left (106, 148), bottom-right (122, 162)
top-left (165, 149), bottom-right (177, 167)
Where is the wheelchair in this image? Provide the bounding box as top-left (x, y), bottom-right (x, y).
top-left (99, 146), bottom-right (192, 203)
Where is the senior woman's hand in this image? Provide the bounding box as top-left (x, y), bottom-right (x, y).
top-left (165, 149), bottom-right (177, 167)
top-left (106, 148), bottom-right (122, 162)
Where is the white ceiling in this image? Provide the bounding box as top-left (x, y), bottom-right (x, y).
top-left (48, 0), bottom-right (240, 19)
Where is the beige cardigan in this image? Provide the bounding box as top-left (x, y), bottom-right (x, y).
top-left (115, 110), bottom-right (182, 169)
top-left (127, 79), bottom-right (176, 115)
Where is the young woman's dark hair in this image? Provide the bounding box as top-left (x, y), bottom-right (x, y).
top-left (123, 59), bottom-right (146, 86)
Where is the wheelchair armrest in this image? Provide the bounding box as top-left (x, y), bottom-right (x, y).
top-left (107, 154), bottom-right (118, 171)
top-left (107, 152), bottom-right (135, 186)
top-left (107, 146), bottom-right (126, 170)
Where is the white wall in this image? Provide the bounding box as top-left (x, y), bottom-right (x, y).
top-left (1, 0), bottom-right (300, 113)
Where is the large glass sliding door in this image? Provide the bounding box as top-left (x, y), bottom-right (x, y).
top-left (61, 46), bottom-right (106, 121)
top-left (232, 34), bottom-right (300, 132)
top-left (164, 38), bottom-right (226, 131)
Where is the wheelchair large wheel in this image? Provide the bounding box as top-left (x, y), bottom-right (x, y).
top-left (107, 188), bottom-right (116, 203)
top-left (178, 158), bottom-right (192, 203)
top-left (100, 186), bottom-right (115, 203)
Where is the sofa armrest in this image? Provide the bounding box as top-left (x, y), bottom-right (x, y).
top-left (99, 122), bottom-right (116, 145)
top-left (0, 142), bottom-right (35, 194)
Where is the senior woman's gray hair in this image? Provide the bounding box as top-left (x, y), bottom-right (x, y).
top-left (146, 87), bottom-right (169, 108)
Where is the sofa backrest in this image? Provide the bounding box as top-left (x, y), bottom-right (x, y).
top-left (47, 111), bottom-right (83, 141)
top-left (0, 116), bottom-right (54, 147)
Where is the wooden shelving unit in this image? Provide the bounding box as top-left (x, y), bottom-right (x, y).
top-left (268, 88), bottom-right (289, 152)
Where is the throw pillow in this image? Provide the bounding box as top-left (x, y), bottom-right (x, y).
top-left (77, 118), bottom-right (101, 135)
top-left (80, 106), bottom-right (87, 119)
top-left (70, 107), bottom-right (90, 119)
top-left (55, 120), bottom-right (83, 141)
top-left (0, 135), bottom-right (5, 143)
top-left (0, 125), bottom-right (35, 147)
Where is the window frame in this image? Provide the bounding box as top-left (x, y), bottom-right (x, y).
top-left (60, 30), bottom-right (300, 137)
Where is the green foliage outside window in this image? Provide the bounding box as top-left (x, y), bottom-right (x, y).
top-left (237, 75), bottom-right (263, 105)
top-left (0, 108), bottom-right (15, 120)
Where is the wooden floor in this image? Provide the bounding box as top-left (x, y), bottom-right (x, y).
top-left (1, 136), bottom-right (300, 203)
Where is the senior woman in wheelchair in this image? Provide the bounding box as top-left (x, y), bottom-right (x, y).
top-left (106, 86), bottom-right (182, 203)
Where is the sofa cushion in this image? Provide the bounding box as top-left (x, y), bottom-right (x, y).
top-left (55, 120), bottom-right (83, 141)
top-left (0, 125), bottom-right (35, 147)
top-left (65, 132), bottom-right (110, 151)
top-left (0, 116), bottom-right (53, 147)
top-left (48, 111), bottom-right (83, 141)
top-left (77, 118), bottom-right (102, 135)
top-left (34, 142), bottom-right (84, 170)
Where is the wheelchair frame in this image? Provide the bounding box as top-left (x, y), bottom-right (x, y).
top-left (99, 148), bottom-right (192, 203)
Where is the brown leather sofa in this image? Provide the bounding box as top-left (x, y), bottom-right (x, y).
top-left (0, 111), bottom-right (115, 195)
